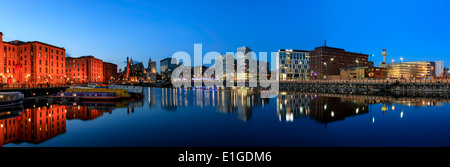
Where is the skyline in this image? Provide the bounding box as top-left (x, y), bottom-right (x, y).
top-left (1, 0), bottom-right (449, 72)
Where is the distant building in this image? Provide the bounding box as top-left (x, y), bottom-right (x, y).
top-left (379, 61), bottom-right (436, 79)
top-left (103, 62), bottom-right (117, 82)
top-left (218, 47), bottom-right (270, 83)
top-left (192, 65), bottom-right (210, 79)
top-left (236, 46), bottom-right (252, 81)
top-left (278, 49), bottom-right (310, 81)
top-left (0, 32), bottom-right (66, 85)
top-left (435, 61), bottom-right (444, 78)
top-left (309, 42), bottom-right (369, 80)
top-left (160, 57), bottom-right (179, 81)
top-left (119, 57), bottom-right (147, 82)
top-left (66, 55), bottom-right (104, 83)
top-left (340, 66), bottom-right (387, 79)
top-left (444, 67), bottom-right (450, 79)
top-left (146, 58), bottom-right (157, 83)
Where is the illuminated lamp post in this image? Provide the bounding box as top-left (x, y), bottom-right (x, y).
top-left (400, 57), bottom-right (404, 79)
top-left (356, 60), bottom-right (360, 79)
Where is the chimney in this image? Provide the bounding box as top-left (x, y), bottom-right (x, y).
top-left (324, 40), bottom-right (327, 46)
top-left (125, 57), bottom-right (130, 80)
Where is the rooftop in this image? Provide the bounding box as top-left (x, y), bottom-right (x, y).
top-left (313, 46), bottom-right (346, 51)
top-left (279, 49), bottom-right (309, 52)
top-left (3, 40), bottom-right (65, 50)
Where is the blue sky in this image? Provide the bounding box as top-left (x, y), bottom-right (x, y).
top-left (1, 0), bottom-right (449, 72)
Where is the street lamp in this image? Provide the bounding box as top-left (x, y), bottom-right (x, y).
top-left (355, 60), bottom-right (360, 79)
top-left (400, 57), bottom-right (404, 79)
top-left (324, 62), bottom-right (327, 79)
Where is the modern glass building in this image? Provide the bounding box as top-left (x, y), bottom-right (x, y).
top-left (278, 49), bottom-right (310, 81)
top-left (160, 57), bottom-right (178, 80)
top-left (379, 61), bottom-right (436, 79)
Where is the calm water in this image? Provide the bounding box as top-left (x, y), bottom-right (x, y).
top-left (1, 87), bottom-right (450, 147)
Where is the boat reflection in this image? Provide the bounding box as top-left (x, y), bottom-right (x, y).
top-left (63, 99), bottom-right (144, 120)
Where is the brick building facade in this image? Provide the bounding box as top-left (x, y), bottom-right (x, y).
top-left (309, 44), bottom-right (369, 80)
top-left (103, 62), bottom-right (117, 82)
top-left (1, 32), bottom-right (66, 86)
top-left (66, 55), bottom-right (103, 83)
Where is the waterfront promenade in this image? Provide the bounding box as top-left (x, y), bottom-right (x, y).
top-left (280, 79), bottom-right (450, 93)
top-left (0, 83), bottom-right (85, 97)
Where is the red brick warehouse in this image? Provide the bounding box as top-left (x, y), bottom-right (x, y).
top-left (309, 42), bottom-right (370, 80)
top-left (103, 62), bottom-right (117, 82)
top-left (0, 32), bottom-right (66, 86)
top-left (66, 55), bottom-right (104, 83)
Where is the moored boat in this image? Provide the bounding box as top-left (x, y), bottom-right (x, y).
top-left (67, 83), bottom-right (131, 98)
top-left (0, 92), bottom-right (24, 107)
top-left (52, 92), bottom-right (121, 101)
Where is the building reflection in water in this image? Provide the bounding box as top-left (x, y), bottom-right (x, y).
top-left (65, 100), bottom-right (144, 120)
top-left (0, 98), bottom-right (145, 147)
top-left (148, 87), bottom-right (157, 109)
top-left (160, 88), bottom-right (269, 122)
top-left (277, 92), bottom-right (369, 123)
top-left (0, 105), bottom-right (66, 147)
top-left (66, 104), bottom-right (109, 121)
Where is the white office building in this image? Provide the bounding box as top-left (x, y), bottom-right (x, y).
top-left (278, 49), bottom-right (310, 81)
top-left (435, 61), bottom-right (444, 77)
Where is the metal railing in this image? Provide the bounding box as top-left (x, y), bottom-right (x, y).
top-left (280, 79), bottom-right (450, 84)
top-left (0, 83), bottom-right (86, 90)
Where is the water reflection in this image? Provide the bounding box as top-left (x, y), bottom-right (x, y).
top-left (1, 88), bottom-right (450, 147)
top-left (1, 99), bottom-right (144, 147)
top-left (0, 105), bottom-right (66, 147)
top-left (159, 88), bottom-right (269, 122)
top-left (277, 92), bottom-right (369, 123)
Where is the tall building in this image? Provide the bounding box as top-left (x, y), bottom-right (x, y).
top-left (0, 32), bottom-right (66, 85)
top-left (146, 58), bottom-right (157, 83)
top-left (66, 55), bottom-right (104, 83)
top-left (309, 43), bottom-right (369, 79)
top-left (278, 49), bottom-right (310, 81)
top-left (160, 57), bottom-right (178, 81)
top-left (236, 46), bottom-right (252, 81)
top-left (217, 47), bottom-right (270, 84)
top-left (103, 62), bottom-right (117, 82)
top-left (435, 61), bottom-right (444, 78)
top-left (379, 61), bottom-right (436, 79)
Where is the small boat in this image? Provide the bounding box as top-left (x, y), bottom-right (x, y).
top-left (0, 92), bottom-right (24, 107)
top-left (52, 92), bottom-right (121, 101)
top-left (67, 83), bottom-right (132, 98)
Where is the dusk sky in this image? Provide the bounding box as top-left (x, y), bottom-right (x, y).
top-left (1, 0), bottom-right (449, 72)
